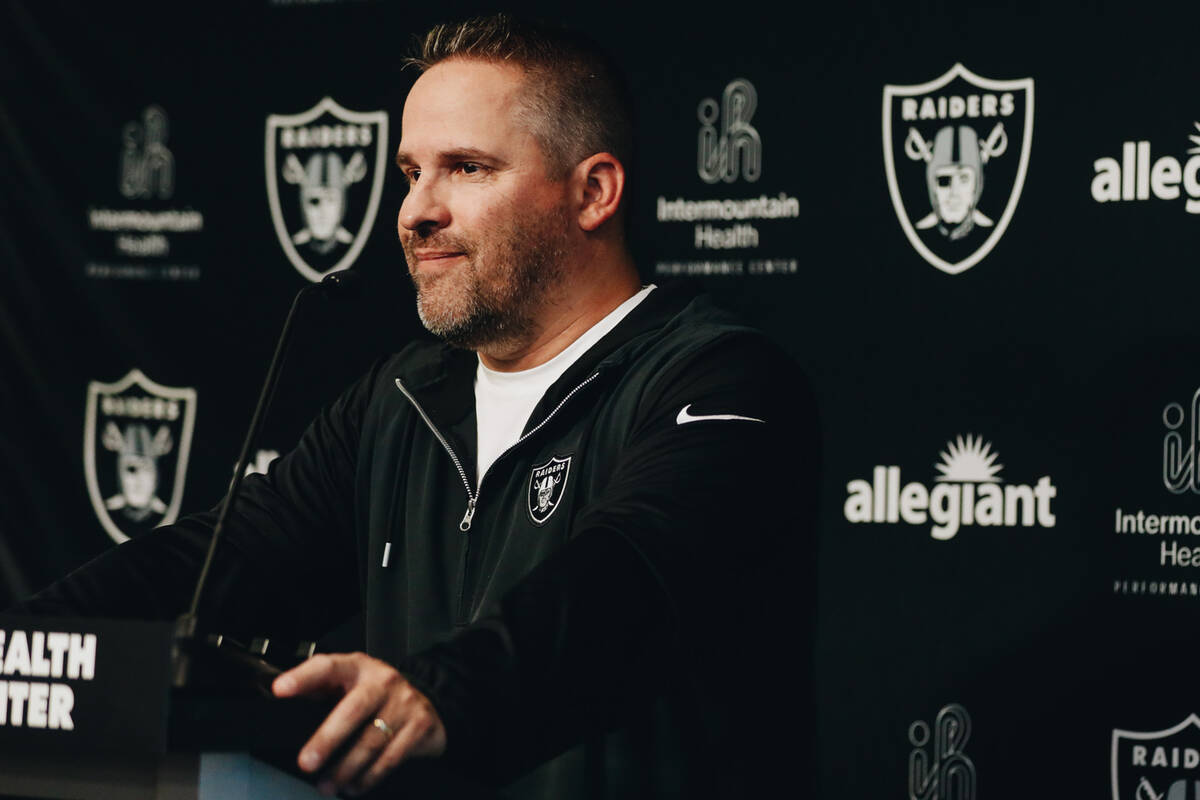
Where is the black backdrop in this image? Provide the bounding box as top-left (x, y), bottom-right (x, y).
top-left (3, 1), bottom-right (1200, 796)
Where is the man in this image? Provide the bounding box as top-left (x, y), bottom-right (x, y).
top-left (19, 14), bottom-right (816, 798)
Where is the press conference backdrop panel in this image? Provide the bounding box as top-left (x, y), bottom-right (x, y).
top-left (1, 2), bottom-right (1197, 797)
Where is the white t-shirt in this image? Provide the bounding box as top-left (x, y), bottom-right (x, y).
top-left (474, 285), bottom-right (655, 482)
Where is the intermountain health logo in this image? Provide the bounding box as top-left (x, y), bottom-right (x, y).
top-left (653, 78), bottom-right (800, 278)
top-left (1164, 388), bottom-right (1200, 495)
top-left (265, 97), bottom-right (388, 282)
top-left (908, 703), bottom-right (975, 800)
top-left (844, 435), bottom-right (1057, 540)
top-left (1112, 715), bottom-right (1200, 800)
top-left (697, 78), bottom-right (761, 184)
top-left (120, 105), bottom-right (173, 200)
top-left (1112, 387), bottom-right (1200, 598)
top-left (85, 105), bottom-right (205, 282)
top-left (883, 64), bottom-right (1034, 275)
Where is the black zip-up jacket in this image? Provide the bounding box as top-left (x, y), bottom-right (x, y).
top-left (19, 282), bottom-right (819, 798)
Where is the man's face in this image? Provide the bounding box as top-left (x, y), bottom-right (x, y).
top-left (396, 60), bottom-right (572, 349)
top-left (933, 165), bottom-right (977, 224)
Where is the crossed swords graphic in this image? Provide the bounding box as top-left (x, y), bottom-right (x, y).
top-left (1136, 776), bottom-right (1162, 800)
top-left (904, 122), bottom-right (1007, 230)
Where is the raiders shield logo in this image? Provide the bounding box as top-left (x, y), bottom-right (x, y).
top-left (265, 97), bottom-right (389, 282)
top-left (883, 63), bottom-right (1034, 274)
top-left (83, 369), bottom-right (197, 544)
top-left (528, 455), bottom-right (572, 525)
top-left (1112, 715), bottom-right (1200, 800)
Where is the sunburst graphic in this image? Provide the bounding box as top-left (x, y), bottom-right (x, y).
top-left (934, 434), bottom-right (1004, 482)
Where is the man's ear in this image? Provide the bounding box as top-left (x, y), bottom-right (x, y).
top-left (574, 153), bottom-right (625, 232)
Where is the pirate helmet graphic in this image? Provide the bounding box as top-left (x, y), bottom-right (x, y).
top-left (926, 125), bottom-right (985, 240)
top-left (102, 421), bottom-right (173, 521)
top-left (283, 151), bottom-right (367, 253)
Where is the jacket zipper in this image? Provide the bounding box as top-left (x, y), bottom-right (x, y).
top-left (393, 371), bottom-right (601, 619)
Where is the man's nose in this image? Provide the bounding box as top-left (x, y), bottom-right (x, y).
top-left (398, 178), bottom-right (450, 233)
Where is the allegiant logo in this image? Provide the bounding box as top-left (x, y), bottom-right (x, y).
top-left (1091, 123), bottom-right (1200, 214)
top-left (843, 435), bottom-right (1057, 540)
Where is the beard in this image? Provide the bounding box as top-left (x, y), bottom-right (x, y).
top-left (403, 205), bottom-right (570, 351)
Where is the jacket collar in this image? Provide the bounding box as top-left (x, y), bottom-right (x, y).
top-left (394, 280), bottom-right (705, 432)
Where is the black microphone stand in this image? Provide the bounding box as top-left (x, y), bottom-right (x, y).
top-left (171, 271), bottom-right (359, 693)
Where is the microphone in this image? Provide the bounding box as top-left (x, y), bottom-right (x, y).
top-left (173, 269), bottom-right (360, 690)
top-left (316, 268), bottom-right (361, 298)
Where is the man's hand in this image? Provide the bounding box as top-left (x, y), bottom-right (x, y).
top-left (273, 652), bottom-right (447, 797)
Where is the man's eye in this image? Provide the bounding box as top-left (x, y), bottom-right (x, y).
top-left (405, 170), bottom-right (421, 183)
top-left (459, 163), bottom-right (483, 175)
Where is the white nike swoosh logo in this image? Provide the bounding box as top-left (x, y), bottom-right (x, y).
top-left (675, 404), bottom-right (765, 425)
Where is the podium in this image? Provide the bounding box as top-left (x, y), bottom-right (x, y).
top-left (0, 615), bottom-right (502, 800)
top-left (0, 614), bottom-right (336, 799)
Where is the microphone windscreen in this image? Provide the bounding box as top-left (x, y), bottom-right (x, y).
top-left (318, 269), bottom-right (361, 299)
